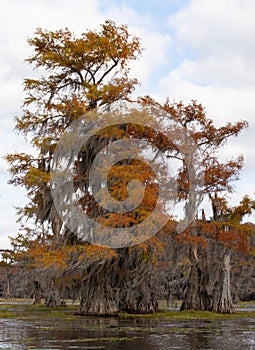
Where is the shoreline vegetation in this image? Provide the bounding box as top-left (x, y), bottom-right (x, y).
top-left (0, 299), bottom-right (255, 320)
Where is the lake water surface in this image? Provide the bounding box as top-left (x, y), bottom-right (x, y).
top-left (0, 302), bottom-right (254, 349)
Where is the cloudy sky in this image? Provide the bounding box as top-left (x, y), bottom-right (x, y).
top-left (0, 0), bottom-right (255, 249)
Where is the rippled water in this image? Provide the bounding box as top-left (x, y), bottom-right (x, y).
top-left (0, 303), bottom-right (254, 349)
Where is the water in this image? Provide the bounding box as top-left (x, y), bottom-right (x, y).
top-left (0, 303), bottom-right (254, 349)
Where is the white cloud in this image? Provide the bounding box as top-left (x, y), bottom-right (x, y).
top-left (0, 183), bottom-right (26, 249)
top-left (169, 0), bottom-right (255, 57)
top-left (170, 56), bottom-right (255, 88)
top-left (153, 0), bottom-right (255, 214)
top-left (159, 0), bottom-right (255, 119)
top-left (0, 0), bottom-right (106, 113)
top-left (157, 71), bottom-right (254, 122)
top-left (167, 0), bottom-right (255, 87)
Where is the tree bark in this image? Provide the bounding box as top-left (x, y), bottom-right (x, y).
top-left (211, 249), bottom-right (235, 313)
top-left (181, 242), bottom-right (235, 313)
top-left (75, 260), bottom-right (119, 316)
top-left (44, 289), bottom-right (63, 307)
top-left (121, 282), bottom-right (159, 314)
top-left (32, 280), bottom-right (42, 305)
top-left (180, 244), bottom-right (212, 311)
top-left (5, 270), bottom-right (11, 298)
top-left (75, 247), bottom-right (160, 316)
top-left (44, 278), bottom-right (63, 307)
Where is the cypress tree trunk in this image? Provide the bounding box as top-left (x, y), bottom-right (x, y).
top-left (32, 280), bottom-right (42, 305)
top-left (211, 249), bottom-right (235, 313)
top-left (180, 245), bottom-right (201, 311)
top-left (121, 280), bottom-right (159, 314)
top-left (180, 244), bottom-right (212, 311)
top-left (76, 278), bottom-right (119, 316)
top-left (44, 278), bottom-right (63, 307)
top-left (75, 247), bottom-right (160, 316)
top-left (76, 286), bottom-right (119, 316)
top-left (181, 243), bottom-right (235, 313)
top-left (75, 258), bottom-right (119, 316)
top-left (44, 289), bottom-right (63, 307)
top-left (118, 247), bottom-right (160, 314)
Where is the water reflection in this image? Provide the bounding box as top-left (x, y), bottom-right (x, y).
top-left (0, 310), bottom-right (254, 349)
